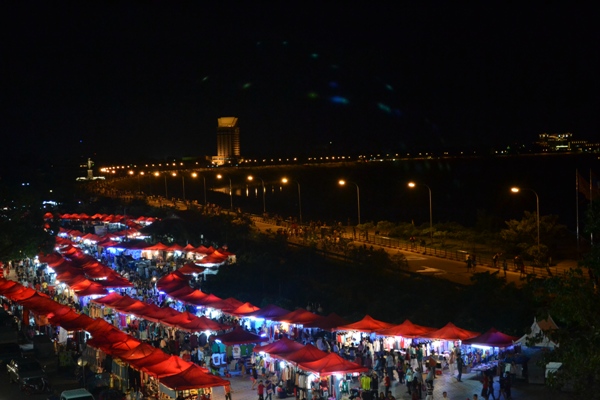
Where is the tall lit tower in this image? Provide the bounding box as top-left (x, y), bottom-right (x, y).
top-left (213, 117), bottom-right (240, 165)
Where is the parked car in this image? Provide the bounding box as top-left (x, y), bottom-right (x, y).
top-left (6, 357), bottom-right (47, 386)
top-left (60, 388), bottom-right (95, 400)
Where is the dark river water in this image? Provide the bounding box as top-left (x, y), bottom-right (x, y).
top-left (150, 153), bottom-right (598, 230)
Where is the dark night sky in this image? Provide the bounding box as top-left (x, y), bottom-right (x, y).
top-left (2, 2), bottom-right (599, 163)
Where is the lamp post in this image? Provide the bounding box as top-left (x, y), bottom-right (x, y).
top-left (248, 175), bottom-right (266, 214)
top-left (338, 179), bottom-right (360, 225)
top-left (191, 172), bottom-right (207, 206)
top-left (408, 181), bottom-right (433, 240)
top-left (77, 358), bottom-right (88, 390)
top-left (154, 171), bottom-right (168, 198)
top-left (172, 172), bottom-right (186, 201)
top-left (139, 171), bottom-right (145, 194)
top-left (282, 177), bottom-right (302, 225)
top-left (217, 174), bottom-right (233, 210)
top-left (511, 187), bottom-right (540, 250)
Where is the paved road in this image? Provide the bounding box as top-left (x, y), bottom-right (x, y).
top-left (251, 218), bottom-right (578, 286)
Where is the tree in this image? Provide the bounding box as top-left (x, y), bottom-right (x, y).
top-left (0, 184), bottom-right (55, 262)
top-left (500, 211), bottom-right (567, 264)
top-left (532, 202), bottom-right (600, 397)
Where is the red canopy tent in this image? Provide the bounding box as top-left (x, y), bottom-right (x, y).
top-left (141, 305), bottom-right (181, 324)
top-left (145, 242), bottom-right (170, 251)
top-left (164, 286), bottom-right (197, 300)
top-left (178, 263), bottom-right (207, 275)
top-left (103, 295), bottom-right (138, 312)
top-left (243, 304), bottom-right (290, 320)
top-left (45, 304), bottom-right (73, 321)
top-left (157, 271), bottom-right (191, 292)
top-left (229, 302), bottom-right (261, 316)
top-left (0, 278), bottom-right (19, 292)
top-left (185, 293), bottom-right (222, 306)
top-left (166, 244), bottom-right (186, 252)
top-left (213, 326), bottom-right (264, 345)
top-left (48, 309), bottom-right (81, 325)
top-left (84, 318), bottom-right (119, 336)
top-left (92, 292), bottom-right (125, 306)
top-left (462, 328), bottom-right (519, 348)
top-left (56, 313), bottom-right (95, 331)
top-left (303, 313), bottom-right (351, 332)
top-left (254, 338), bottom-right (305, 355)
top-left (70, 279), bottom-right (109, 297)
top-left (376, 319), bottom-right (437, 338)
top-left (298, 352), bottom-right (368, 376)
top-left (277, 344), bottom-right (328, 365)
top-left (161, 311), bottom-right (197, 327)
top-left (141, 354), bottom-right (194, 378)
top-left (183, 244), bottom-right (197, 252)
top-left (113, 342), bottom-right (157, 360)
top-left (178, 316), bottom-right (231, 332)
top-left (2, 285), bottom-right (38, 301)
top-left (205, 297), bottom-right (245, 313)
top-left (423, 322), bottom-right (480, 341)
top-left (177, 290), bottom-right (210, 305)
top-left (104, 337), bottom-right (142, 354)
top-left (159, 364), bottom-right (230, 390)
top-left (38, 252), bottom-right (64, 266)
top-left (336, 315), bottom-right (395, 333)
top-left (128, 350), bottom-right (172, 371)
top-left (19, 295), bottom-right (63, 316)
top-left (273, 309), bottom-right (322, 325)
top-left (87, 329), bottom-right (136, 351)
top-left (100, 273), bottom-right (134, 288)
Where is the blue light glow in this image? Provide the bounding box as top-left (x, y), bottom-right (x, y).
top-left (377, 103), bottom-right (391, 113)
top-left (330, 96), bottom-right (349, 104)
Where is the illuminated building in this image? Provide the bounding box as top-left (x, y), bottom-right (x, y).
top-left (212, 117), bottom-right (241, 166)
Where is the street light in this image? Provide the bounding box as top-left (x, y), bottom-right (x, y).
top-left (408, 181), bottom-right (433, 240)
top-left (338, 179), bottom-right (360, 225)
top-left (511, 187), bottom-right (540, 250)
top-left (139, 171), bottom-right (145, 194)
top-left (154, 171), bottom-right (168, 198)
top-left (77, 358), bottom-right (88, 389)
top-left (172, 172), bottom-right (186, 201)
top-left (191, 172), bottom-right (207, 206)
top-left (282, 177), bottom-right (302, 225)
top-left (248, 175), bottom-right (266, 214)
top-left (217, 174), bottom-right (233, 210)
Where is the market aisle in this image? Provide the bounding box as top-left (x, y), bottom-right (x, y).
top-left (219, 369), bottom-right (572, 400)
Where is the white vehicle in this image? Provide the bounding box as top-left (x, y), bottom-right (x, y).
top-left (60, 388), bottom-right (95, 400)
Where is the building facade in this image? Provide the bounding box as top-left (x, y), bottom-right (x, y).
top-left (212, 117), bottom-right (241, 166)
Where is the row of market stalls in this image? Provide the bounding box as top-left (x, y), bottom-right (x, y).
top-left (155, 268), bottom-right (520, 346)
top-left (0, 277), bottom-right (231, 398)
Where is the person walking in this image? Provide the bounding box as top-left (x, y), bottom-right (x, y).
top-left (383, 372), bottom-right (391, 397)
top-left (265, 381), bottom-right (274, 400)
top-left (448, 349), bottom-right (456, 377)
top-left (257, 380), bottom-right (265, 400)
top-left (386, 352), bottom-right (396, 381)
top-left (405, 366), bottom-right (414, 395)
top-left (425, 381), bottom-right (433, 400)
top-left (456, 350), bottom-right (464, 382)
top-left (414, 368), bottom-right (424, 399)
top-left (251, 367), bottom-right (259, 390)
